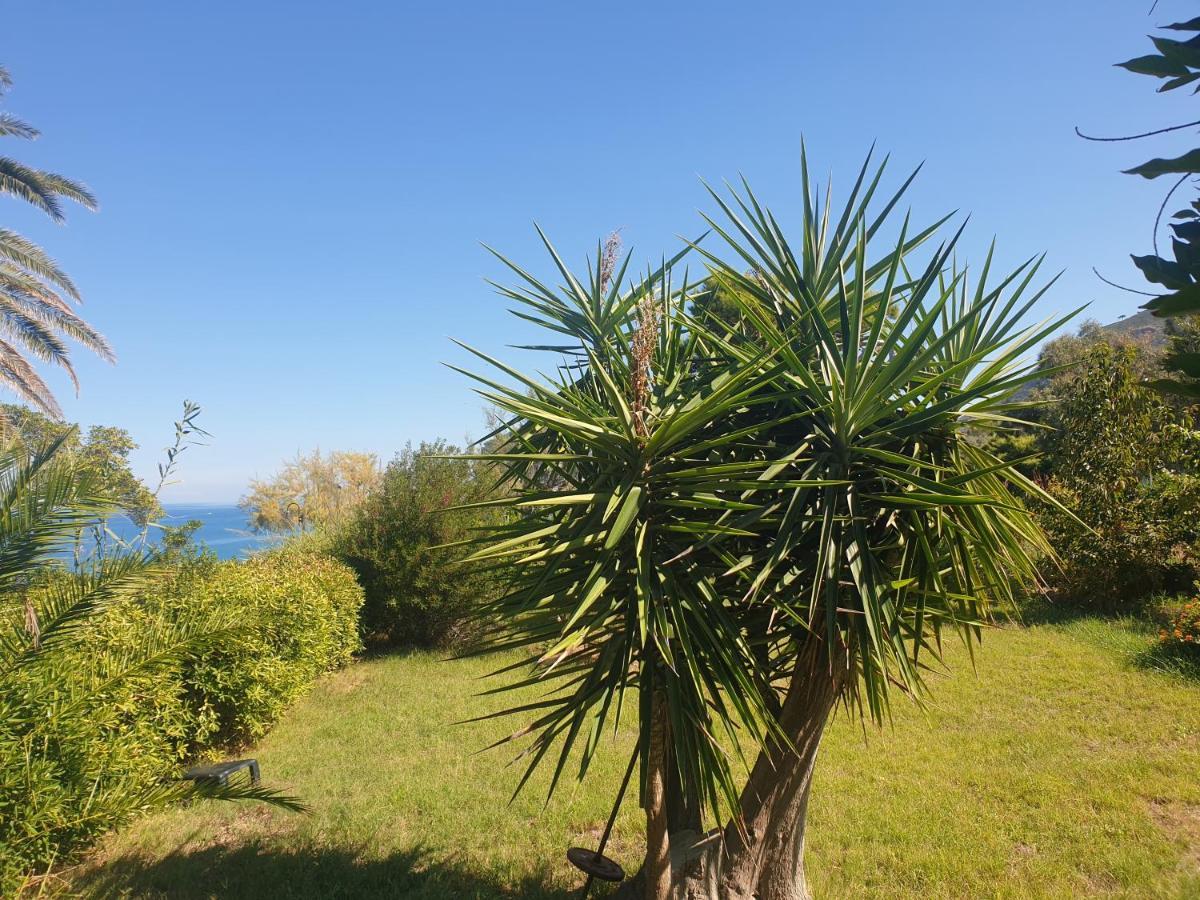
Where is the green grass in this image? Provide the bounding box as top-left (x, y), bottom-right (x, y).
top-left (63, 621), bottom-right (1200, 899)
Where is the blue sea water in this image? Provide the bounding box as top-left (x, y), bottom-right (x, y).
top-left (110, 503), bottom-right (283, 560)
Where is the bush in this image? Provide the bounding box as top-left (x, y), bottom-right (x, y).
top-left (1035, 343), bottom-right (1200, 608)
top-left (1041, 472), bottom-right (1200, 608)
top-left (172, 547), bottom-right (363, 746)
top-left (0, 548), bottom-right (362, 891)
top-left (331, 441), bottom-right (505, 647)
top-left (0, 616), bottom-right (189, 891)
top-left (1160, 598), bottom-right (1200, 651)
top-left (87, 546), bottom-right (364, 752)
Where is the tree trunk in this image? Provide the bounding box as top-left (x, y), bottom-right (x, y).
top-left (617, 638), bottom-right (846, 900)
top-left (644, 688), bottom-right (672, 900)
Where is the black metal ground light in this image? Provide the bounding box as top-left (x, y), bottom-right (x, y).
top-left (567, 747), bottom-right (638, 897)
top-left (182, 758), bottom-right (260, 786)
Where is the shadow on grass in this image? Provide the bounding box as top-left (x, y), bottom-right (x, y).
top-left (1134, 642), bottom-right (1200, 682)
top-left (77, 843), bottom-right (583, 900)
top-left (1004, 594), bottom-right (1151, 627)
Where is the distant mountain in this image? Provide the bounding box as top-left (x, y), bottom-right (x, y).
top-left (1102, 309), bottom-right (1166, 349)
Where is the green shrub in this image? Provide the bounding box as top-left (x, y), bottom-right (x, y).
top-left (0, 548), bottom-right (360, 891)
top-left (331, 441), bottom-right (505, 647)
top-left (1041, 473), bottom-right (1200, 608)
top-left (0, 630), bottom-right (193, 892)
top-left (1036, 343), bottom-right (1200, 608)
top-left (171, 547), bottom-right (363, 746)
top-left (0, 439), bottom-right (199, 894)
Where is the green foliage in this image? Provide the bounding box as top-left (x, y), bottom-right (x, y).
top-left (73, 545), bottom-right (363, 754)
top-left (0, 403), bottom-right (160, 524)
top-left (688, 273), bottom-right (765, 340)
top-left (1045, 342), bottom-right (1184, 488)
top-left (1162, 314), bottom-right (1200, 397)
top-left (1037, 341), bottom-right (1200, 607)
top-left (2, 581), bottom-right (210, 891)
top-left (985, 324), bottom-right (1200, 609)
top-left (0, 65), bottom-right (114, 416)
top-left (168, 547), bottom-right (364, 746)
top-left (0, 439), bottom-right (299, 892)
top-left (0, 443), bottom-right (355, 891)
top-left (1094, 16), bottom-right (1200, 394)
top-left (456, 150), bottom-right (1063, 830)
top-left (331, 441), bottom-right (503, 647)
top-left (986, 321), bottom-right (1157, 477)
top-left (1035, 319), bottom-right (1162, 386)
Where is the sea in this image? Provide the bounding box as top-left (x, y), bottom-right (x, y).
top-left (107, 503), bottom-right (284, 560)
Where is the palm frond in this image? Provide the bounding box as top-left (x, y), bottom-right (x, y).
top-left (0, 67), bottom-right (107, 415)
top-left (0, 228), bottom-right (80, 300)
top-left (0, 113), bottom-right (38, 140)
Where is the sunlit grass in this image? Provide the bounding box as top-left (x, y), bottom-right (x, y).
top-left (67, 620), bottom-right (1200, 899)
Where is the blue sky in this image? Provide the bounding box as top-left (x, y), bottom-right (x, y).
top-left (2, 1), bottom-right (1192, 501)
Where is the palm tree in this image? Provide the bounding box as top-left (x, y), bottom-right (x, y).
top-left (456, 151), bottom-right (1074, 899)
top-left (0, 65), bottom-right (113, 417)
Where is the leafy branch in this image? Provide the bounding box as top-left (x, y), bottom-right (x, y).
top-left (1087, 14), bottom-right (1200, 396)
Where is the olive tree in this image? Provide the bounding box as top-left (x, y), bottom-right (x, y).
top-left (455, 152), bottom-right (1068, 899)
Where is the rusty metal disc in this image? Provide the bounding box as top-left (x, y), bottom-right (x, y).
top-left (567, 847), bottom-right (625, 882)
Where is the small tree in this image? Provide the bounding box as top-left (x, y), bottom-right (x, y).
top-left (0, 404), bottom-right (160, 525)
top-left (457, 153), bottom-right (1067, 899)
top-left (1039, 341), bottom-right (1200, 606)
top-left (332, 441), bottom-right (504, 646)
top-left (241, 449), bottom-right (381, 533)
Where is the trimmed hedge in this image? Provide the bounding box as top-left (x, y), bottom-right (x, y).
top-left (0, 548), bottom-right (362, 892)
top-left (173, 547), bottom-right (363, 746)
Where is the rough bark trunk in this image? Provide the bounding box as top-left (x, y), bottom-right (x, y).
top-left (617, 638), bottom-right (845, 900)
top-left (644, 689), bottom-right (672, 900)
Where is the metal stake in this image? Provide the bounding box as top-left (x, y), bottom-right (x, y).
top-left (570, 745), bottom-right (639, 898)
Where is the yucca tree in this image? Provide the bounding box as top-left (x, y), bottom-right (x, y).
top-left (457, 152), bottom-right (1071, 900)
top-left (0, 65), bottom-right (113, 417)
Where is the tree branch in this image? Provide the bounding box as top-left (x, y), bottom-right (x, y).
top-left (1093, 267), bottom-right (1159, 297)
top-left (1075, 119), bottom-right (1200, 142)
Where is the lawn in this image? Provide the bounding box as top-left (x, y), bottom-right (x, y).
top-left (63, 619), bottom-right (1200, 899)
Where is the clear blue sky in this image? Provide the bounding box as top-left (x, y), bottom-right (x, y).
top-left (2, 1), bottom-right (1191, 501)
